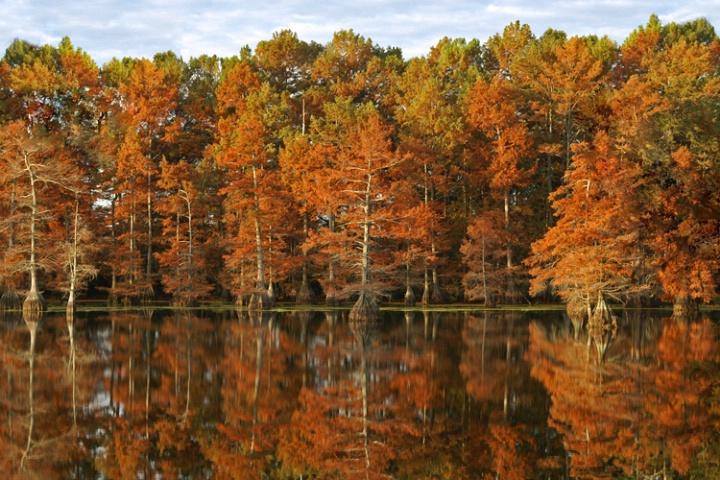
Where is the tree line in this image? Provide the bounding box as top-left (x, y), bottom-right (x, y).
top-left (0, 15), bottom-right (718, 318)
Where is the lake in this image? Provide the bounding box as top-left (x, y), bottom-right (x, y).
top-left (1, 307), bottom-right (718, 479)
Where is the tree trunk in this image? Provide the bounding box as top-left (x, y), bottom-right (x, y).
top-left (505, 190), bottom-right (512, 271)
top-left (252, 167), bottom-right (265, 289)
top-left (672, 295), bottom-right (699, 322)
top-left (23, 153), bottom-right (44, 315)
top-left (325, 213), bottom-right (338, 306)
top-left (504, 190), bottom-right (519, 303)
top-left (350, 172), bottom-right (380, 322)
top-left (421, 162), bottom-right (433, 306)
top-left (249, 166), bottom-right (273, 309)
top-left (360, 175), bottom-right (371, 289)
top-left (431, 266), bottom-right (443, 303)
top-left (144, 169), bottom-right (155, 300)
top-left (404, 257), bottom-right (415, 307)
top-left (66, 197), bottom-right (81, 317)
top-left (481, 235), bottom-right (495, 307)
top-left (185, 192), bottom-right (195, 304)
top-left (108, 193), bottom-right (118, 306)
top-left (296, 213), bottom-right (313, 304)
top-left (130, 184), bottom-right (137, 292)
top-left (422, 268), bottom-right (431, 305)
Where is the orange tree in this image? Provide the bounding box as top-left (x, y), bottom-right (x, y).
top-left (155, 159), bottom-right (214, 304)
top-left (395, 38), bottom-right (482, 303)
top-left (311, 102), bottom-right (406, 319)
top-left (99, 57), bottom-right (179, 303)
top-left (622, 30), bottom-right (720, 315)
top-left (466, 75), bottom-right (535, 300)
top-left (210, 61), bottom-right (292, 307)
top-left (0, 38), bottom-right (100, 311)
top-left (257, 30), bottom-right (321, 303)
top-left (526, 131), bottom-right (650, 317)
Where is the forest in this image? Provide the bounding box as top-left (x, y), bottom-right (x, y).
top-left (0, 14), bottom-right (718, 320)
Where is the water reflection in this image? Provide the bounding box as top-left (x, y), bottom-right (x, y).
top-left (0, 308), bottom-right (716, 478)
top-left (20, 309), bottom-right (42, 471)
top-left (0, 308), bottom-right (82, 476)
top-left (528, 313), bottom-right (719, 479)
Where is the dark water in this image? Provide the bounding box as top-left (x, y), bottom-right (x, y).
top-left (0, 307), bottom-right (718, 479)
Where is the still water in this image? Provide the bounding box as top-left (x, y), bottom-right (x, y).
top-left (0, 307), bottom-right (718, 479)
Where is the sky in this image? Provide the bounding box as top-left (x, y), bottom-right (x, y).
top-left (2, 0), bottom-right (718, 65)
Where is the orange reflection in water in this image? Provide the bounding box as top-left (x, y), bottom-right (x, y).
top-left (0, 308), bottom-right (716, 479)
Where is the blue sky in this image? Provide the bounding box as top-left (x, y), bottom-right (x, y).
top-left (2, 1), bottom-right (718, 65)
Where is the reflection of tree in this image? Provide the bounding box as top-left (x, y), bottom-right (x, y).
top-left (19, 310), bottom-right (41, 470)
top-left (94, 309), bottom-right (223, 478)
top-left (3, 307), bottom-right (711, 478)
top-left (389, 310), bottom-right (470, 479)
top-left (644, 317), bottom-right (718, 476)
top-left (64, 311), bottom-right (111, 478)
top-left (529, 322), bottom-right (638, 478)
top-left (96, 310), bottom-right (156, 477)
top-left (0, 321), bottom-right (26, 472)
top-left (150, 311), bottom-right (217, 476)
top-left (528, 315), bottom-right (719, 478)
top-left (487, 419), bottom-right (533, 480)
top-left (67, 310), bottom-right (78, 426)
top-left (462, 312), bottom-right (511, 411)
top-left (98, 309), bottom-right (213, 476)
top-left (204, 310), bottom-right (301, 477)
top-left (278, 315), bottom-right (395, 479)
top-left (389, 311), bottom-right (438, 445)
top-left (461, 312), bottom-right (555, 478)
top-left (0, 309), bottom-right (81, 476)
top-left (290, 310), bottom-right (527, 478)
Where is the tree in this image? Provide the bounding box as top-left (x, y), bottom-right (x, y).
top-left (0, 122), bottom-right (83, 313)
top-left (323, 105), bottom-right (406, 320)
top-left (395, 38), bottom-right (482, 303)
top-left (460, 212), bottom-right (507, 305)
top-left (299, 97), bottom-right (363, 304)
top-left (256, 32), bottom-right (324, 304)
top-left (485, 21), bottom-right (535, 76)
top-left (211, 61), bottom-right (291, 307)
top-left (526, 131), bottom-right (650, 357)
top-left (155, 159), bottom-right (214, 304)
top-left (168, 54), bottom-right (220, 165)
top-left (0, 123), bottom-right (28, 308)
top-left (278, 133), bottom-right (320, 303)
top-left (298, 31), bottom-right (403, 306)
top-left (513, 33), bottom-right (608, 227)
top-left (255, 29), bottom-right (322, 130)
top-left (627, 36), bottom-right (720, 316)
top-left (466, 75), bottom-right (535, 299)
top-left (310, 29), bottom-right (402, 116)
top-left (100, 57), bottom-right (179, 303)
top-left (62, 192), bottom-right (98, 316)
top-left (0, 37), bottom-right (100, 312)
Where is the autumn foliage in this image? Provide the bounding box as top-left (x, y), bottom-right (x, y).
top-left (0, 17), bottom-right (718, 313)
